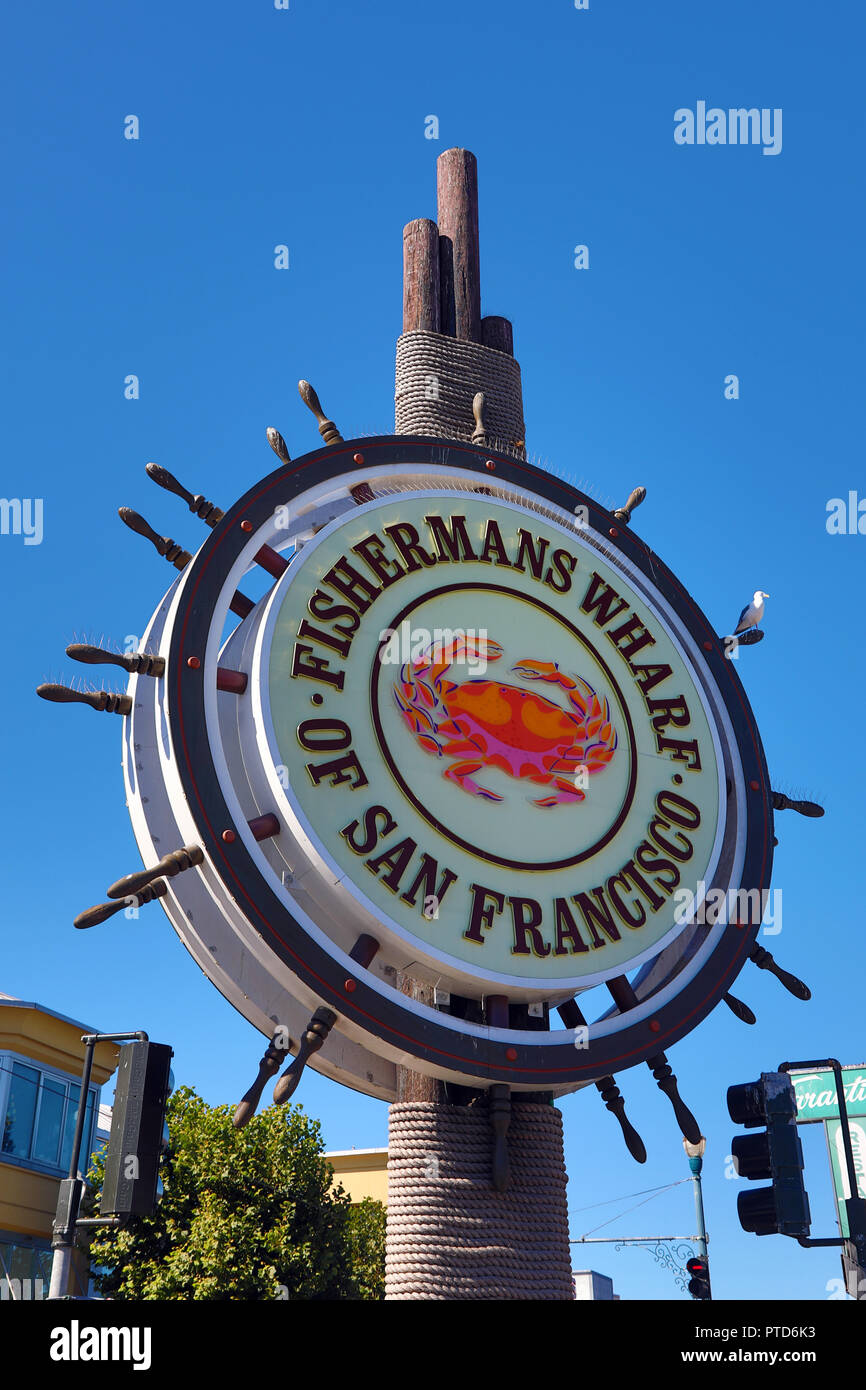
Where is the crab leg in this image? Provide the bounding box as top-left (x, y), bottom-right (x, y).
top-left (443, 761), bottom-right (503, 801)
top-left (533, 776), bottom-right (586, 808)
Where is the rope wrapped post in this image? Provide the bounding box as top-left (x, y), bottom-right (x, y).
top-left (395, 332), bottom-right (526, 455)
top-left (385, 150), bottom-right (571, 1300)
top-left (488, 1084), bottom-right (512, 1193)
top-left (385, 1100), bottom-right (573, 1301)
top-left (395, 147), bottom-right (526, 458)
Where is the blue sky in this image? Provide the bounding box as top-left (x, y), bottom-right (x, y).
top-left (2, 1), bottom-right (864, 1301)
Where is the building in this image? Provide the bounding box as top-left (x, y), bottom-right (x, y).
top-left (0, 992), bottom-right (117, 1299)
top-left (572, 1269), bottom-right (620, 1300)
top-left (324, 1148), bottom-right (388, 1205)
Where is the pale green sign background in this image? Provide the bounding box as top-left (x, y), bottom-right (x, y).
top-left (825, 1117), bottom-right (866, 1238)
top-left (792, 1067), bottom-right (866, 1124)
top-left (267, 492), bottom-right (721, 982)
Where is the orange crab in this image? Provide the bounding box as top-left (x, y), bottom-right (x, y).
top-left (393, 634), bottom-right (617, 806)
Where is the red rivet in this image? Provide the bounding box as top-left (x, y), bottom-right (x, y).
top-left (609, 526), bottom-right (619, 539)
top-left (353, 452), bottom-right (364, 464)
top-left (240, 520), bottom-right (253, 533)
top-left (649, 1019), bottom-right (661, 1033)
top-left (750, 779), bottom-right (760, 791)
top-left (485, 459), bottom-right (496, 471)
top-left (221, 829), bottom-right (236, 844)
top-left (344, 979), bottom-right (356, 993)
top-left (186, 656), bottom-right (201, 670)
top-left (505, 1046), bottom-right (518, 1061)
top-left (703, 640), bottom-right (713, 652)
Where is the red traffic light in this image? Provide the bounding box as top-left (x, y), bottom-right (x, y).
top-left (686, 1255), bottom-right (711, 1299)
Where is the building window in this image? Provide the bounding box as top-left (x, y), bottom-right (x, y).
top-left (0, 1057), bottom-right (97, 1175)
top-left (2, 1063), bottom-right (39, 1158)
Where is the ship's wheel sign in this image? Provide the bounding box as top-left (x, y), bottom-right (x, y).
top-left (44, 434), bottom-right (792, 1118)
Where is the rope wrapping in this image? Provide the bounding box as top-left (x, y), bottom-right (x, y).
top-left (386, 319), bottom-right (570, 1299)
top-left (385, 1100), bottom-right (573, 1300)
top-left (394, 330), bottom-right (526, 456)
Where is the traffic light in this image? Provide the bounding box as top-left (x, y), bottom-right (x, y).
top-left (727, 1071), bottom-right (811, 1238)
top-left (686, 1254), bottom-right (711, 1300)
top-left (101, 1041), bottom-right (173, 1218)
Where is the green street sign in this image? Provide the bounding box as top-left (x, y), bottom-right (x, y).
top-left (790, 1066), bottom-right (866, 1124)
top-left (825, 1117), bottom-right (866, 1238)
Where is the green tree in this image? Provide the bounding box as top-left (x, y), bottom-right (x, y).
top-left (344, 1197), bottom-right (386, 1301)
top-left (85, 1086), bottom-right (385, 1300)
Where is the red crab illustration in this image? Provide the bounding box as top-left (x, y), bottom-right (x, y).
top-left (393, 634), bottom-right (617, 806)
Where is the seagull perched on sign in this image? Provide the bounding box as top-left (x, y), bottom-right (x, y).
top-left (734, 590), bottom-right (769, 634)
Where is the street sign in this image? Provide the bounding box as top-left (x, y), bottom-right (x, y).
top-left (825, 1117), bottom-right (866, 1238)
top-left (791, 1066), bottom-right (866, 1124)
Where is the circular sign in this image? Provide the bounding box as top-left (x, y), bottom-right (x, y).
top-left (120, 437), bottom-right (773, 1095)
top-left (253, 490), bottom-right (723, 990)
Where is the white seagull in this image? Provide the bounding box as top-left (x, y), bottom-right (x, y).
top-left (734, 590), bottom-right (769, 634)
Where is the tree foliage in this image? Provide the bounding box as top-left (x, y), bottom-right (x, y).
top-left (85, 1086), bottom-right (385, 1300)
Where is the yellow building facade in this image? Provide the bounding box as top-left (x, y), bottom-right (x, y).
top-left (0, 993), bottom-right (118, 1298)
top-left (324, 1148), bottom-right (389, 1206)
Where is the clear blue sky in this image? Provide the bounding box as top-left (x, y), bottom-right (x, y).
top-left (2, 1), bottom-right (864, 1301)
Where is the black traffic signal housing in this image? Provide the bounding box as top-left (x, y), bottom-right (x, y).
top-left (727, 1071), bottom-right (811, 1238)
top-left (101, 1041), bottom-right (173, 1218)
top-left (686, 1254), bottom-right (711, 1300)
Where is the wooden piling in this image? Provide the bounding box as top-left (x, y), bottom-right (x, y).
top-left (436, 148), bottom-right (482, 342)
top-left (481, 315), bottom-right (514, 356)
top-left (403, 219), bottom-right (441, 334)
top-left (396, 975), bottom-right (442, 1102)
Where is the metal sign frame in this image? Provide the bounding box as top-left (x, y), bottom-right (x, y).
top-left (121, 436), bottom-right (773, 1097)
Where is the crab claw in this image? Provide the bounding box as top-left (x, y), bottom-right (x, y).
top-left (512, 659), bottom-right (574, 689)
top-left (427, 634), bottom-right (503, 679)
top-left (460, 635), bottom-right (502, 664)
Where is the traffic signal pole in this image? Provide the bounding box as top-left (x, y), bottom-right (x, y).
top-left (690, 1162), bottom-right (709, 1266)
top-left (683, 1138), bottom-right (711, 1298)
top-left (47, 1031), bottom-right (147, 1301)
top-left (780, 1058), bottom-right (866, 1301)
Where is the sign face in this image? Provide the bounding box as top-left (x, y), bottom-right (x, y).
top-left (825, 1118), bottom-right (866, 1237)
top-left (792, 1067), bottom-right (866, 1124)
top-left (258, 490), bottom-right (724, 988)
top-left (126, 437), bottom-right (773, 1094)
